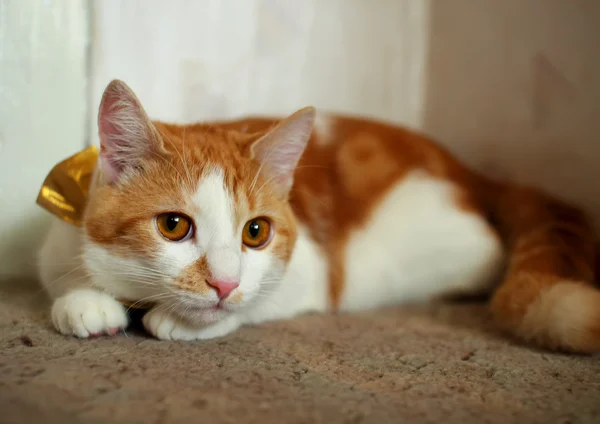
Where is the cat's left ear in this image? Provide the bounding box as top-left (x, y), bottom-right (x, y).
top-left (249, 107), bottom-right (315, 197)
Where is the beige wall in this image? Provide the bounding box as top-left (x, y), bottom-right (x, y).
top-left (424, 0), bottom-right (600, 230)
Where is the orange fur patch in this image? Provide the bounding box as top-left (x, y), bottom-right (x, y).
top-left (484, 185), bottom-right (598, 352)
top-left (173, 256), bottom-right (212, 294)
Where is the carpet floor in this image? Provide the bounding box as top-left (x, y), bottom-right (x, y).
top-left (1, 278), bottom-right (599, 424)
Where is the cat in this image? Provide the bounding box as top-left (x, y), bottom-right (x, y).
top-left (38, 79), bottom-right (600, 353)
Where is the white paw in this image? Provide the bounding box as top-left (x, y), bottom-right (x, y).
top-left (143, 308), bottom-right (240, 341)
top-left (51, 289), bottom-right (128, 338)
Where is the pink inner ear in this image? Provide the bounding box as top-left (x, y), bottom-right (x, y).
top-left (98, 152), bottom-right (121, 184)
top-left (250, 107), bottom-right (315, 196)
top-left (267, 143), bottom-right (306, 187)
top-left (97, 80), bottom-right (156, 184)
top-left (98, 115), bottom-right (123, 181)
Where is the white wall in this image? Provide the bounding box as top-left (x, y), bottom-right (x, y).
top-left (0, 0), bottom-right (89, 278)
top-left (89, 0), bottom-right (429, 139)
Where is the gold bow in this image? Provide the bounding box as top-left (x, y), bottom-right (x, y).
top-left (36, 145), bottom-right (99, 227)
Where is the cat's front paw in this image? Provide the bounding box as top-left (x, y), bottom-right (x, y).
top-left (143, 307), bottom-right (240, 341)
top-left (51, 289), bottom-right (128, 338)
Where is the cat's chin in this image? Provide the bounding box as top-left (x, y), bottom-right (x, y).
top-left (171, 304), bottom-right (231, 326)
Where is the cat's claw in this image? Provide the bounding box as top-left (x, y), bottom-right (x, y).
top-left (51, 289), bottom-right (128, 338)
top-left (89, 328), bottom-right (120, 337)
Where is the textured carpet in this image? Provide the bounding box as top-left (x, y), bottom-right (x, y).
top-left (1, 278), bottom-right (599, 424)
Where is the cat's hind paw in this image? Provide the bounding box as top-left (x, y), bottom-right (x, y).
top-left (51, 289), bottom-right (128, 338)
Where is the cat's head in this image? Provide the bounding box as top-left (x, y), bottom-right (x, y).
top-left (82, 80), bottom-right (315, 325)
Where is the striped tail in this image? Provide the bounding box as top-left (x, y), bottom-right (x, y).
top-left (479, 177), bottom-right (600, 353)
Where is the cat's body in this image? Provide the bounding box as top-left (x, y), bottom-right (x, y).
top-left (39, 80), bottom-right (600, 352)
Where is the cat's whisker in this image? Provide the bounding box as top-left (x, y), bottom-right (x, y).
top-left (254, 292), bottom-right (287, 312)
top-left (107, 270), bottom-right (167, 280)
top-left (149, 301), bottom-right (172, 314)
top-left (253, 291), bottom-right (278, 299)
top-left (180, 299), bottom-right (196, 324)
top-left (36, 264), bottom-right (88, 295)
top-left (180, 126), bottom-right (196, 191)
top-left (97, 262), bottom-right (171, 277)
top-left (85, 268), bottom-right (165, 277)
top-left (125, 292), bottom-right (175, 314)
top-left (200, 123), bottom-right (216, 139)
top-left (254, 174), bottom-right (282, 197)
top-left (163, 300), bottom-right (185, 324)
top-left (121, 272), bottom-right (169, 281)
top-left (288, 186), bottom-right (331, 210)
top-left (294, 165), bottom-right (329, 171)
top-left (147, 148), bottom-right (189, 191)
top-left (82, 272), bottom-right (165, 282)
top-left (121, 327), bottom-right (133, 341)
top-left (258, 282), bottom-right (281, 286)
top-left (125, 267), bottom-right (171, 278)
top-left (146, 126), bottom-right (193, 192)
top-left (25, 253), bottom-right (86, 268)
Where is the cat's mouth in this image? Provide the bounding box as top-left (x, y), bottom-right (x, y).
top-left (179, 299), bottom-right (228, 313)
top-left (209, 301), bottom-right (224, 311)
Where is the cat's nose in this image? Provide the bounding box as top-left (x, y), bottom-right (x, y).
top-left (207, 279), bottom-right (239, 299)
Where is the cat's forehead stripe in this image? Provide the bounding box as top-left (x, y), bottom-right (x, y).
top-left (193, 166), bottom-right (237, 242)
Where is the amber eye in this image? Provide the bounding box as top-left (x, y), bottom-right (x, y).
top-left (155, 213), bottom-right (193, 241)
top-left (242, 218), bottom-right (272, 249)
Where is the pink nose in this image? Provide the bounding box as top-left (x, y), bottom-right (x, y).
top-left (207, 279), bottom-right (239, 299)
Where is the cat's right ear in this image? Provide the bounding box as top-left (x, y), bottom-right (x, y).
top-left (97, 80), bottom-right (163, 183)
top-left (247, 107), bottom-right (315, 197)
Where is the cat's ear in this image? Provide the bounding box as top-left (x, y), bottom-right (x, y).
top-left (97, 79), bottom-right (163, 183)
top-left (249, 107), bottom-right (315, 196)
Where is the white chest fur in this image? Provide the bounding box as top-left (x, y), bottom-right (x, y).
top-left (339, 171), bottom-right (505, 311)
top-left (241, 226), bottom-right (329, 324)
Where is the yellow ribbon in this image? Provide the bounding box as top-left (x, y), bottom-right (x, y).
top-left (36, 145), bottom-right (99, 227)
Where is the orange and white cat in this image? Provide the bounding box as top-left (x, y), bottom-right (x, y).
top-left (38, 80), bottom-right (600, 353)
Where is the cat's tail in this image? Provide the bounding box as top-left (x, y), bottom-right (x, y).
top-left (476, 175), bottom-right (600, 353)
